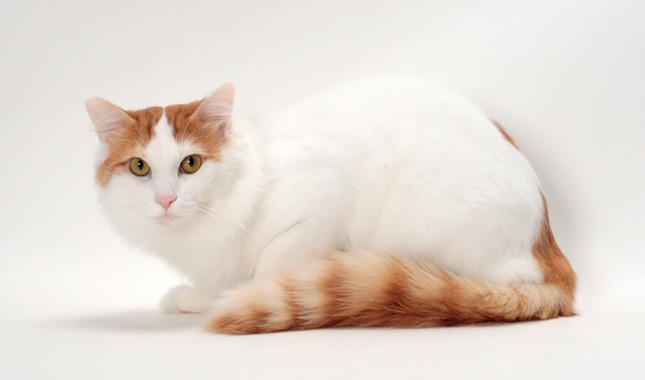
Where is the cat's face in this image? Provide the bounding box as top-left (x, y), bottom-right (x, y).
top-left (87, 84), bottom-right (238, 232)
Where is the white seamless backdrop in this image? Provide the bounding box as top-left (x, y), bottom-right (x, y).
top-left (0, 1), bottom-right (644, 379)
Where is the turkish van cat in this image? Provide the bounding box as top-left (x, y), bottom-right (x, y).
top-left (85, 77), bottom-right (576, 334)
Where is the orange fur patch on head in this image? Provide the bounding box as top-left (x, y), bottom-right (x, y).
top-left (491, 120), bottom-right (518, 149)
top-left (531, 196), bottom-right (577, 298)
top-left (165, 100), bottom-right (226, 161)
top-left (95, 107), bottom-right (163, 187)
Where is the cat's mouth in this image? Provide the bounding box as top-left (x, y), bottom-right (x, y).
top-left (156, 212), bottom-right (178, 225)
top-left (153, 207), bottom-right (194, 227)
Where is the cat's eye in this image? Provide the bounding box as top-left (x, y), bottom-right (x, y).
top-left (180, 155), bottom-right (202, 174)
top-left (129, 157), bottom-right (150, 176)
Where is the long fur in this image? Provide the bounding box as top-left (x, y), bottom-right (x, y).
top-left (87, 76), bottom-right (577, 333)
top-left (205, 195), bottom-right (576, 334)
top-left (206, 251), bottom-right (574, 334)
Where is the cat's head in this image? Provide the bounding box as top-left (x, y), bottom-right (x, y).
top-left (86, 83), bottom-right (244, 235)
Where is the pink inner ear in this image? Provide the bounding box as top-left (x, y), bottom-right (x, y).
top-left (85, 96), bottom-right (132, 141)
top-left (196, 82), bottom-right (235, 121)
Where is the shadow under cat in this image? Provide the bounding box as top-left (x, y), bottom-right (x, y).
top-left (41, 309), bottom-right (203, 332)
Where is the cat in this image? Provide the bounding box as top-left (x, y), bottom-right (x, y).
top-left (86, 77), bottom-right (576, 334)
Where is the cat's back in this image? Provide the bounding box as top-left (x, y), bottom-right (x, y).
top-left (264, 76), bottom-right (519, 179)
top-left (271, 76), bottom-right (486, 136)
top-left (263, 76), bottom-right (535, 192)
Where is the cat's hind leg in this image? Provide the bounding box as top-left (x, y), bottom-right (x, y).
top-left (253, 220), bottom-right (336, 279)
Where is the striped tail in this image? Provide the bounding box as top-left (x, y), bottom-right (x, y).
top-left (204, 251), bottom-right (575, 334)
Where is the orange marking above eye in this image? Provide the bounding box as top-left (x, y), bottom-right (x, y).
top-left (95, 106), bottom-right (163, 187)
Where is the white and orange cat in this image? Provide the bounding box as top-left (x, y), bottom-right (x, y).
top-left (86, 77), bottom-right (576, 334)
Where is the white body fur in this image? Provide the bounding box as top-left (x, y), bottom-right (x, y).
top-left (98, 77), bottom-right (544, 312)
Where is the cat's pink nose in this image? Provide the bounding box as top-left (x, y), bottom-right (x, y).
top-left (156, 195), bottom-right (177, 210)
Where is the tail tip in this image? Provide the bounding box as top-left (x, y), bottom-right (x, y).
top-left (204, 313), bottom-right (267, 335)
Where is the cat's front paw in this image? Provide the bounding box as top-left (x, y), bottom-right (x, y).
top-left (159, 284), bottom-right (211, 314)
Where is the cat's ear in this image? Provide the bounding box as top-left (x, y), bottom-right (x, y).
top-left (85, 97), bottom-right (133, 143)
top-left (195, 83), bottom-right (235, 137)
top-left (196, 82), bottom-right (235, 120)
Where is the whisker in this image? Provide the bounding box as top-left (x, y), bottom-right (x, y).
top-left (195, 204), bottom-right (260, 248)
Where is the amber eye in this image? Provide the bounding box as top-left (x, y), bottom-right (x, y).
top-left (129, 157), bottom-right (150, 176)
top-left (180, 154), bottom-right (202, 174)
